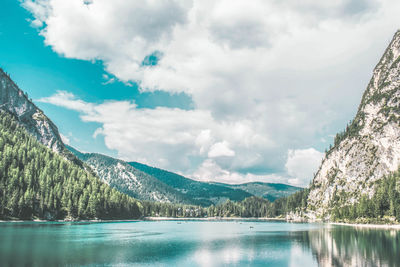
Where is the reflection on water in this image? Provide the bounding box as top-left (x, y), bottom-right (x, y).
top-left (305, 225), bottom-right (400, 267)
top-left (0, 221), bottom-right (398, 266)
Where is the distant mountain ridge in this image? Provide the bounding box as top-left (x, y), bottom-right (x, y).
top-left (130, 161), bottom-right (301, 202)
top-left (66, 146), bottom-right (194, 204)
top-left (128, 161), bottom-right (253, 205)
top-left (69, 147), bottom-right (301, 206)
top-left (211, 182), bottom-right (302, 201)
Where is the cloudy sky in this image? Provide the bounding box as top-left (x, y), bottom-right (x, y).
top-left (1, 0), bottom-right (400, 186)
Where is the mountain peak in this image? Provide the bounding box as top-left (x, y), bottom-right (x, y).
top-left (0, 68), bottom-right (64, 153)
top-left (307, 30), bottom-right (400, 219)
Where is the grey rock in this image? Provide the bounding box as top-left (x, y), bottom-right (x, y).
top-left (307, 30), bottom-right (400, 219)
top-left (0, 68), bottom-right (64, 153)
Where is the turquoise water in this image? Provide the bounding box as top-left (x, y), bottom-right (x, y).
top-left (0, 220), bottom-right (399, 266)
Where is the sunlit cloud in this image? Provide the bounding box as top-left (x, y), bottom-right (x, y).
top-left (26, 0), bottom-right (400, 185)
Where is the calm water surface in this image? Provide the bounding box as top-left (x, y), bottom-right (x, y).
top-left (0, 220), bottom-right (399, 266)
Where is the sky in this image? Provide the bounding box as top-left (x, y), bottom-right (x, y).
top-left (1, 0), bottom-right (399, 187)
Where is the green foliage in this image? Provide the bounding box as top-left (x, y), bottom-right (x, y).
top-left (0, 111), bottom-right (141, 220)
top-left (141, 201), bottom-right (207, 218)
top-left (271, 188), bottom-right (309, 216)
top-left (331, 116), bottom-right (364, 152)
top-left (142, 194), bottom-right (305, 219)
top-left (76, 153), bottom-right (192, 204)
top-left (208, 197), bottom-right (273, 218)
top-left (140, 196), bottom-right (273, 218)
top-left (331, 171), bottom-right (400, 223)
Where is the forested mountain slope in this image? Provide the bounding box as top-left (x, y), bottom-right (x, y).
top-left (69, 148), bottom-right (252, 206)
top-left (129, 161), bottom-right (253, 205)
top-left (67, 147), bottom-right (195, 204)
top-left (212, 182), bottom-right (301, 201)
top-left (0, 111), bottom-right (141, 220)
top-left (1, 68), bottom-right (63, 153)
top-left (0, 68), bottom-right (82, 165)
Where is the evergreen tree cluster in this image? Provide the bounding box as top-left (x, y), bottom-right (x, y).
top-left (208, 197), bottom-right (273, 217)
top-left (0, 111), bottom-right (141, 220)
top-left (141, 201), bottom-right (207, 218)
top-left (4, 105), bottom-right (399, 223)
top-left (272, 188), bottom-right (310, 216)
top-left (142, 196), bottom-right (294, 218)
top-left (331, 172), bottom-right (400, 223)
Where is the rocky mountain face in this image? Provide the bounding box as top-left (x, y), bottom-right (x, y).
top-left (70, 146), bottom-right (255, 206)
top-left (67, 146), bottom-right (194, 204)
top-left (307, 30), bottom-right (400, 219)
top-left (72, 146), bottom-right (299, 206)
top-left (0, 69), bottom-right (86, 168)
top-left (0, 68), bottom-right (64, 153)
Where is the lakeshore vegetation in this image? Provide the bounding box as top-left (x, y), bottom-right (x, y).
top-left (0, 111), bottom-right (141, 220)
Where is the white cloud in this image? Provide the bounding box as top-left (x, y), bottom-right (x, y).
top-left (25, 0), bottom-right (400, 184)
top-left (192, 159), bottom-right (289, 185)
top-left (41, 91), bottom-right (323, 186)
top-left (60, 133), bottom-right (70, 145)
top-left (39, 90), bottom-right (94, 114)
top-left (285, 148), bottom-right (325, 186)
top-left (101, 74), bottom-right (115, 85)
top-left (208, 141), bottom-right (235, 158)
top-left (38, 91), bottom-right (271, 174)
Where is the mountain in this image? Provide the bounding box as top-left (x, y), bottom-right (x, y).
top-left (69, 148), bottom-right (253, 206)
top-left (307, 30), bottom-right (400, 220)
top-left (128, 161), bottom-right (253, 205)
top-left (129, 162), bottom-right (301, 204)
top-left (0, 68), bottom-right (142, 220)
top-left (66, 146), bottom-right (194, 204)
top-left (0, 68), bottom-right (81, 165)
top-left (0, 69), bottom-right (64, 152)
top-left (211, 182), bottom-right (302, 201)
top-left (0, 67), bottom-right (299, 211)
top-left (0, 110), bottom-right (141, 220)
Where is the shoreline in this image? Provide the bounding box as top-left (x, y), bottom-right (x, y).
top-left (0, 219), bottom-right (141, 223)
top-left (143, 216), bottom-right (286, 221)
top-left (0, 217), bottom-right (287, 223)
top-left (330, 222), bottom-right (400, 229)
top-left (2, 218), bottom-right (400, 229)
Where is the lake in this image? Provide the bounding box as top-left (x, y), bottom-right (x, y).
top-left (0, 220), bottom-right (399, 266)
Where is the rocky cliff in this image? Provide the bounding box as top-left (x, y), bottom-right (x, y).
top-left (307, 30), bottom-right (400, 219)
top-left (0, 68), bottom-right (85, 167)
top-left (0, 68), bottom-right (65, 153)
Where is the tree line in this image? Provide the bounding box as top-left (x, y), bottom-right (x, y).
top-left (0, 111), bottom-right (141, 220)
top-left (331, 171), bottom-right (400, 223)
top-left (0, 109), bottom-right (311, 221)
top-left (3, 108), bottom-right (399, 223)
top-left (141, 191), bottom-right (310, 219)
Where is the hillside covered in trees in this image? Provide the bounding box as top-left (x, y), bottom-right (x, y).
top-left (140, 190), bottom-right (310, 219)
top-left (7, 98), bottom-right (398, 223)
top-left (0, 108), bottom-right (308, 221)
top-left (0, 106), bottom-right (311, 221)
top-left (0, 111), bottom-right (141, 220)
top-left (330, 171), bottom-right (400, 223)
